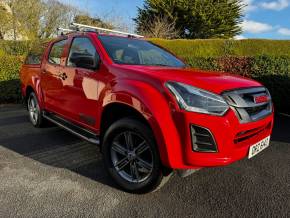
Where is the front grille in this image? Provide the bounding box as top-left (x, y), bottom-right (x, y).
top-left (245, 104), bottom-right (268, 116)
top-left (234, 122), bottom-right (272, 144)
top-left (190, 125), bottom-right (217, 152)
top-left (223, 87), bottom-right (272, 123)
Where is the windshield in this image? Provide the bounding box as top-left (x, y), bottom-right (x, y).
top-left (98, 35), bottom-right (186, 68)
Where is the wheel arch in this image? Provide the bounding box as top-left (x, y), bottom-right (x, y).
top-left (99, 79), bottom-right (184, 169)
top-left (100, 101), bottom-right (152, 143)
top-left (23, 85), bottom-right (35, 109)
top-left (25, 86), bottom-right (35, 98)
top-left (99, 97), bottom-right (173, 165)
top-left (24, 79), bottom-right (44, 109)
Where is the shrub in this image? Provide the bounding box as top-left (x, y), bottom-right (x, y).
top-left (151, 38), bottom-right (290, 57)
top-left (0, 52), bottom-right (23, 103)
top-left (216, 56), bottom-right (252, 77)
top-left (0, 40), bottom-right (46, 56)
top-left (0, 40), bottom-right (45, 103)
top-left (0, 40), bottom-right (31, 55)
top-left (0, 53), bottom-right (23, 81)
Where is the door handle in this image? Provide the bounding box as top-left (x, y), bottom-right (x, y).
top-left (58, 72), bottom-right (68, 80)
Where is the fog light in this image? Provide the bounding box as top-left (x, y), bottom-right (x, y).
top-left (190, 125), bottom-right (218, 152)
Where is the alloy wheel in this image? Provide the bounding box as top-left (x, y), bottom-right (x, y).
top-left (110, 131), bottom-right (153, 183)
top-left (28, 96), bottom-right (38, 125)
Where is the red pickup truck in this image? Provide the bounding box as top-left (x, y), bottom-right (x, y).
top-left (20, 30), bottom-right (274, 193)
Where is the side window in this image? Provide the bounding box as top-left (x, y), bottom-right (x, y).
top-left (67, 37), bottom-right (99, 70)
top-left (25, 42), bottom-right (47, 65)
top-left (48, 39), bottom-right (67, 65)
top-left (25, 54), bottom-right (42, 65)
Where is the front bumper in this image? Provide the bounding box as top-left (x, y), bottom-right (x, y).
top-left (172, 109), bottom-right (274, 168)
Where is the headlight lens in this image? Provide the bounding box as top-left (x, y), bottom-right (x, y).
top-left (166, 82), bottom-right (229, 116)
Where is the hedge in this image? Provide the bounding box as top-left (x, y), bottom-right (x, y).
top-left (151, 38), bottom-right (290, 58)
top-left (3, 38), bottom-right (290, 57)
top-left (0, 40), bottom-right (32, 56)
top-left (0, 40), bottom-right (44, 103)
top-left (0, 49), bottom-right (23, 103)
top-left (0, 39), bottom-right (289, 113)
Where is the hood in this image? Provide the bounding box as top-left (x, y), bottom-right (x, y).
top-left (115, 65), bottom-right (262, 94)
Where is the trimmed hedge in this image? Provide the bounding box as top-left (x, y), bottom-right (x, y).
top-left (0, 51), bottom-right (23, 103)
top-left (151, 38), bottom-right (290, 58)
top-left (0, 51), bottom-right (23, 81)
top-left (0, 40), bottom-right (32, 56)
top-left (0, 39), bottom-right (289, 113)
top-left (0, 40), bottom-right (45, 103)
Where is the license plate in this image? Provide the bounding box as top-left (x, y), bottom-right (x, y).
top-left (248, 136), bottom-right (270, 159)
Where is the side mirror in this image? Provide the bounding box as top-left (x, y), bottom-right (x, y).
top-left (70, 52), bottom-right (100, 70)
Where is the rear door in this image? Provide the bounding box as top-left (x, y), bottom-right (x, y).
top-left (41, 39), bottom-right (68, 114)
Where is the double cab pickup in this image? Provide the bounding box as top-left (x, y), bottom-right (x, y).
top-left (20, 27), bottom-right (274, 193)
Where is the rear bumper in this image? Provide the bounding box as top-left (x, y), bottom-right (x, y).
top-left (171, 109), bottom-right (274, 168)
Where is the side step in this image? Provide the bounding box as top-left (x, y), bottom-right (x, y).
top-left (43, 112), bottom-right (100, 145)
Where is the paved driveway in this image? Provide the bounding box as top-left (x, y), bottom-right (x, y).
top-left (0, 105), bottom-right (289, 218)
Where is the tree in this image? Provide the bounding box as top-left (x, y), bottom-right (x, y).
top-left (0, 3), bottom-right (12, 39)
top-left (138, 16), bottom-right (179, 39)
top-left (39, 0), bottom-right (80, 38)
top-left (0, 0), bottom-right (83, 40)
top-left (0, 0), bottom-right (128, 40)
top-left (1, 0), bottom-right (22, 40)
top-left (134, 0), bottom-right (245, 39)
top-left (74, 15), bottom-right (113, 29)
top-left (11, 0), bottom-right (43, 39)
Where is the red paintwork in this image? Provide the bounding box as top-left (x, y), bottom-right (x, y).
top-left (20, 32), bottom-right (274, 170)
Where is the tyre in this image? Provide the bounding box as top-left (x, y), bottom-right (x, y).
top-left (27, 92), bottom-right (44, 128)
top-left (102, 117), bottom-right (170, 193)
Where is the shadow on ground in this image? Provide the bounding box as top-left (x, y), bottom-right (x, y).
top-left (0, 105), bottom-right (117, 189)
top-left (0, 104), bottom-right (289, 190)
top-left (0, 105), bottom-right (289, 218)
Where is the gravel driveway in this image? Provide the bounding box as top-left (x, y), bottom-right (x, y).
top-left (0, 104), bottom-right (289, 218)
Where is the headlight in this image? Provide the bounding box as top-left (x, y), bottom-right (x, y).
top-left (166, 82), bottom-right (229, 116)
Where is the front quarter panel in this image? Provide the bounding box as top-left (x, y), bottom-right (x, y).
top-left (100, 78), bottom-right (185, 168)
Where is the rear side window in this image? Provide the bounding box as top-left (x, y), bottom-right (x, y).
top-left (48, 39), bottom-right (67, 65)
top-left (25, 54), bottom-right (42, 65)
top-left (25, 42), bottom-right (47, 65)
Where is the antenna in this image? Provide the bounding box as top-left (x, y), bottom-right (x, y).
top-left (71, 22), bottom-right (144, 38)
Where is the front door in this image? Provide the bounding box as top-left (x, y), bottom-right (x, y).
top-left (61, 37), bottom-right (104, 131)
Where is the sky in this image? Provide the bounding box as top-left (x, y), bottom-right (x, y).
top-left (60, 0), bottom-right (290, 39)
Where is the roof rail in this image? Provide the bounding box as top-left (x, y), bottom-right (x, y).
top-left (57, 27), bottom-right (75, 36)
top-left (70, 22), bottom-right (144, 38)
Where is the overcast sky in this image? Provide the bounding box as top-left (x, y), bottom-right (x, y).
top-left (60, 0), bottom-right (290, 39)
